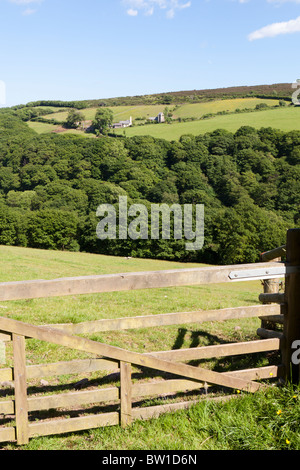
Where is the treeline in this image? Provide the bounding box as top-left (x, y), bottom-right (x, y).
top-left (21, 100), bottom-right (87, 110)
top-left (0, 109), bottom-right (298, 265)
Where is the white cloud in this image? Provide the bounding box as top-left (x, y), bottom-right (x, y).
top-left (127, 8), bottom-right (138, 15)
top-left (123, 0), bottom-right (192, 18)
top-left (248, 15), bottom-right (300, 40)
top-left (8, 0), bottom-right (43, 15)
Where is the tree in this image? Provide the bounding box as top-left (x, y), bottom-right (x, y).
top-left (37, 182), bottom-right (89, 215)
top-left (6, 190), bottom-right (37, 210)
top-left (162, 95), bottom-right (173, 105)
top-left (64, 109), bottom-right (84, 129)
top-left (0, 167), bottom-right (20, 193)
top-left (27, 209), bottom-right (79, 251)
top-left (92, 108), bottom-right (114, 134)
top-left (163, 106), bottom-right (173, 123)
top-left (0, 204), bottom-right (27, 246)
top-left (212, 200), bottom-right (287, 265)
top-left (19, 164), bottom-right (58, 189)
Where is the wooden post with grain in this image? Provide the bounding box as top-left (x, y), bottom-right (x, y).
top-left (12, 334), bottom-right (29, 445)
top-left (120, 361), bottom-right (132, 428)
top-left (260, 246), bottom-right (285, 330)
top-left (283, 229), bottom-right (300, 383)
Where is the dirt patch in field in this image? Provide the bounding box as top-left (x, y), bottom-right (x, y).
top-left (52, 126), bottom-right (67, 133)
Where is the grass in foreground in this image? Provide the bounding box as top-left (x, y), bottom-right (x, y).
top-left (3, 384), bottom-right (300, 450)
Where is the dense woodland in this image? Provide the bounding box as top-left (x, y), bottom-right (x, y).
top-left (0, 107), bottom-right (298, 265)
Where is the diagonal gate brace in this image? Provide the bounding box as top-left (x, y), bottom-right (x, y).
top-left (0, 316), bottom-right (262, 394)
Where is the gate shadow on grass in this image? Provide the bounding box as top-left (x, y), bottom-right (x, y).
top-left (171, 327), bottom-right (281, 374)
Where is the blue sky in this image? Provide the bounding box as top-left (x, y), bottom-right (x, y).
top-left (0, 0), bottom-right (299, 107)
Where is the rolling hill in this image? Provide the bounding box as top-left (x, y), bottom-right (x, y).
top-left (24, 87), bottom-right (297, 140)
top-left (26, 82), bottom-right (293, 108)
top-left (27, 98), bottom-right (298, 141)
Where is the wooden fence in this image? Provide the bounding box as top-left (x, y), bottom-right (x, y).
top-left (0, 228), bottom-right (299, 446)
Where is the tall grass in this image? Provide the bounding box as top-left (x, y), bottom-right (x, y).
top-left (3, 384), bottom-right (299, 450)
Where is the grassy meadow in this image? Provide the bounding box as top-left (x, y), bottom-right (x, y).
top-left (27, 121), bottom-right (96, 137)
top-left (1, 245), bottom-right (295, 451)
top-left (115, 105), bottom-right (300, 140)
top-left (41, 97), bottom-right (280, 123)
top-left (0, 244), bottom-right (262, 339)
top-left (171, 97), bottom-right (280, 119)
top-left (27, 121), bottom-right (61, 134)
top-left (27, 97), bottom-right (300, 139)
top-left (42, 104), bottom-right (167, 123)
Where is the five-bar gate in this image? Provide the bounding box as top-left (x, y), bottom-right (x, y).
top-left (0, 228), bottom-right (299, 446)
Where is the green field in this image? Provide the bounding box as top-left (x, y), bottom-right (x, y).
top-left (0, 244), bottom-right (261, 326)
top-left (42, 98), bottom-right (280, 123)
top-left (0, 245), bottom-right (264, 379)
top-left (41, 104), bottom-right (165, 124)
top-left (27, 121), bottom-right (61, 134)
top-left (172, 98), bottom-right (280, 119)
top-left (115, 106), bottom-right (300, 140)
top-left (27, 121), bottom-right (96, 137)
top-left (27, 99), bottom-right (300, 139)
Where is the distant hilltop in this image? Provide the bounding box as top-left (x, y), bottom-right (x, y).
top-left (23, 83), bottom-right (294, 110)
top-left (166, 83), bottom-right (293, 100)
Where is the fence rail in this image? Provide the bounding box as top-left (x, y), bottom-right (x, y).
top-left (0, 229), bottom-right (299, 446)
top-left (0, 261), bottom-right (285, 302)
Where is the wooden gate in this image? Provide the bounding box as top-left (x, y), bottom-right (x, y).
top-left (0, 228), bottom-right (299, 445)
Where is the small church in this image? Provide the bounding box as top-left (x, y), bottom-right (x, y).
top-left (148, 112), bottom-right (165, 123)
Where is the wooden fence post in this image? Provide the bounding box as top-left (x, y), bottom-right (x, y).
top-left (120, 361), bottom-right (132, 428)
top-left (0, 340), bottom-right (5, 364)
top-left (261, 277), bottom-right (280, 329)
top-left (13, 334), bottom-right (29, 445)
top-left (283, 229), bottom-right (300, 384)
top-left (260, 251), bottom-right (281, 330)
